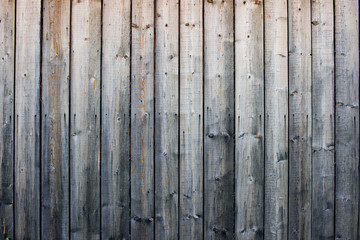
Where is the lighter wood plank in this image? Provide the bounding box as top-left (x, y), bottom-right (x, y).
top-left (15, 0), bottom-right (41, 239)
top-left (288, 0), bottom-right (312, 239)
top-left (41, 0), bottom-right (70, 238)
top-left (70, 0), bottom-right (101, 239)
top-left (264, 0), bottom-right (288, 239)
top-left (101, 0), bottom-right (131, 239)
top-left (179, 0), bottom-right (203, 239)
top-left (154, 0), bottom-right (179, 239)
top-left (0, 0), bottom-right (15, 239)
top-left (334, 0), bottom-right (359, 238)
top-left (131, 0), bottom-right (155, 238)
top-left (234, 0), bottom-right (264, 239)
top-left (204, 0), bottom-right (234, 239)
top-left (311, 0), bottom-right (335, 238)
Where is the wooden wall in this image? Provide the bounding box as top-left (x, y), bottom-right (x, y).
top-left (0, 0), bottom-right (359, 239)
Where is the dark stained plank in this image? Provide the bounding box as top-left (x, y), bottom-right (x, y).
top-left (264, 0), bottom-right (289, 238)
top-left (14, 0), bottom-right (42, 239)
top-left (70, 0), bottom-right (101, 239)
top-left (131, 0), bottom-right (155, 238)
top-left (41, 0), bottom-right (70, 238)
top-left (101, 0), bottom-right (131, 239)
top-left (0, 0), bottom-right (15, 239)
top-left (204, 0), bottom-right (234, 238)
top-left (288, 0), bottom-right (312, 239)
top-left (179, 0), bottom-right (203, 238)
top-left (154, 0), bottom-right (179, 239)
top-left (234, 0), bottom-right (264, 238)
top-left (311, 0), bottom-right (335, 238)
top-left (334, 0), bottom-right (359, 238)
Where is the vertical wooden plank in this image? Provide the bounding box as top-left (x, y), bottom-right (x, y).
top-left (70, 0), bottom-right (101, 239)
top-left (234, 0), bottom-right (264, 239)
top-left (15, 0), bottom-right (41, 239)
top-left (288, 0), bottom-right (312, 239)
top-left (264, 0), bottom-right (288, 238)
top-left (0, 0), bottom-right (15, 239)
top-left (155, 0), bottom-right (179, 239)
top-left (311, 0), bottom-right (335, 238)
top-left (101, 0), bottom-right (131, 239)
top-left (179, 0), bottom-right (203, 238)
top-left (41, 0), bottom-right (70, 238)
top-left (334, 0), bottom-right (359, 238)
top-left (131, 0), bottom-right (155, 238)
top-left (204, 0), bottom-right (234, 238)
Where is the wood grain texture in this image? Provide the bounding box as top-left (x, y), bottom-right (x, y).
top-left (204, 0), bottom-right (234, 239)
top-left (15, 0), bottom-right (41, 239)
top-left (179, 0), bottom-right (203, 238)
top-left (0, 0), bottom-right (15, 239)
top-left (154, 0), bottom-right (179, 239)
top-left (41, 0), bottom-right (70, 238)
top-left (70, 0), bottom-right (101, 239)
top-left (334, 0), bottom-right (359, 238)
top-left (264, 0), bottom-right (288, 239)
top-left (101, 0), bottom-right (131, 239)
top-left (234, 0), bottom-right (264, 239)
top-left (131, 0), bottom-right (155, 238)
top-left (288, 0), bottom-right (311, 239)
top-left (311, 0), bottom-right (335, 238)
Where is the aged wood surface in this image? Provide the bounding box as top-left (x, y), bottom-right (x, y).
top-left (264, 0), bottom-right (289, 239)
top-left (311, 0), bottom-right (335, 238)
top-left (334, 0), bottom-right (359, 238)
top-left (131, 0), bottom-right (155, 238)
top-left (204, 0), bottom-right (234, 239)
top-left (70, 0), bottom-right (101, 239)
top-left (101, 0), bottom-right (131, 239)
top-left (155, 0), bottom-right (179, 239)
top-left (41, 0), bottom-right (70, 239)
top-left (0, 0), bottom-right (14, 239)
top-left (179, 0), bottom-right (203, 239)
top-left (234, 0), bottom-right (264, 239)
top-left (288, 0), bottom-right (312, 239)
top-left (14, 0), bottom-right (42, 239)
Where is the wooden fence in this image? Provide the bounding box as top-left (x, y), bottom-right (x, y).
top-left (0, 0), bottom-right (359, 239)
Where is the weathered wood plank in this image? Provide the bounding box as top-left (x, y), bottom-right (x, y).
top-left (288, 0), bottom-right (312, 239)
top-left (204, 0), bottom-right (234, 238)
top-left (0, 0), bottom-right (15, 239)
top-left (14, 0), bottom-right (41, 239)
top-left (334, 0), bottom-right (359, 238)
top-left (179, 0), bottom-right (203, 238)
top-left (234, 0), bottom-right (264, 239)
top-left (70, 0), bottom-right (101, 239)
top-left (264, 0), bottom-right (288, 238)
top-left (155, 0), bottom-right (179, 239)
top-left (311, 0), bottom-right (335, 238)
top-left (101, 0), bottom-right (131, 239)
top-left (131, 0), bottom-right (155, 238)
top-left (41, 0), bottom-right (70, 238)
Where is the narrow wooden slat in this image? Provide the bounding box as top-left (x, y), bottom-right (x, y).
top-left (101, 0), bottom-right (131, 239)
top-left (0, 0), bottom-right (15, 239)
top-left (70, 0), bottom-right (101, 239)
top-left (131, 0), bottom-right (155, 238)
top-left (288, 0), bottom-right (312, 239)
top-left (264, 0), bottom-right (288, 238)
top-left (41, 0), bottom-right (70, 238)
top-left (14, 0), bottom-right (41, 239)
top-left (311, 0), bottom-right (335, 238)
top-left (154, 0), bottom-right (179, 239)
top-left (179, 0), bottom-right (203, 238)
top-left (234, 0), bottom-right (264, 238)
top-left (334, 0), bottom-right (359, 238)
top-left (204, 0), bottom-right (234, 238)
